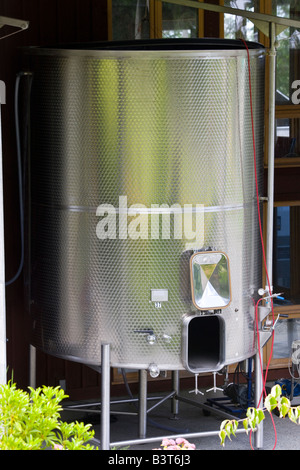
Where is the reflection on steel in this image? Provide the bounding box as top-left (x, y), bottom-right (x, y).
top-left (190, 252), bottom-right (231, 310)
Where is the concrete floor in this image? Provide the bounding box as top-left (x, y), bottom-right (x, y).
top-left (62, 380), bottom-right (300, 451)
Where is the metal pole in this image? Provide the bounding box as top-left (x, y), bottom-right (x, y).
top-left (29, 345), bottom-right (36, 388)
top-left (254, 351), bottom-right (264, 449)
top-left (266, 22), bottom-right (276, 295)
top-left (110, 426), bottom-right (253, 449)
top-left (254, 21), bottom-right (276, 451)
top-left (100, 343), bottom-right (111, 450)
top-left (171, 370), bottom-right (179, 417)
top-left (139, 369), bottom-right (147, 439)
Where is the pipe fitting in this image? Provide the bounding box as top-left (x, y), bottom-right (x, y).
top-left (146, 334), bottom-right (157, 345)
top-left (148, 364), bottom-right (160, 378)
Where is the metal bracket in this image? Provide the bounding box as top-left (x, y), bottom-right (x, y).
top-left (0, 81), bottom-right (5, 105)
top-left (0, 16), bottom-right (29, 30)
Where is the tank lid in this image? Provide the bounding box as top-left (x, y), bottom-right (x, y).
top-left (33, 38), bottom-right (264, 52)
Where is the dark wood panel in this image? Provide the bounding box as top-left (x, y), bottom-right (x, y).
top-left (274, 167), bottom-right (300, 203)
top-left (57, 0), bottom-right (79, 43)
top-left (76, 0), bottom-right (93, 43)
top-left (38, 0), bottom-right (59, 45)
top-left (263, 167), bottom-right (300, 203)
top-left (91, 0), bottom-right (108, 41)
top-left (0, 0), bottom-right (108, 397)
top-left (203, 0), bottom-right (221, 38)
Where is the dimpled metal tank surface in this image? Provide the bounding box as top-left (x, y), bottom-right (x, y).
top-left (24, 39), bottom-right (265, 373)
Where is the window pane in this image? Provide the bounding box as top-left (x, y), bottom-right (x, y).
top-left (162, 2), bottom-right (198, 38)
top-left (275, 117), bottom-right (300, 158)
top-left (272, 1), bottom-right (300, 104)
top-left (112, 0), bottom-right (150, 40)
top-left (273, 206), bottom-right (300, 305)
top-left (223, 0), bottom-right (260, 42)
top-left (273, 318), bottom-right (300, 359)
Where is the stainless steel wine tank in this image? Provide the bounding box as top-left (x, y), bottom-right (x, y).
top-left (23, 39), bottom-right (265, 374)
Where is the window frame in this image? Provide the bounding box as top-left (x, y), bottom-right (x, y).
top-left (272, 201), bottom-right (300, 315)
top-left (107, 0), bottom-right (216, 41)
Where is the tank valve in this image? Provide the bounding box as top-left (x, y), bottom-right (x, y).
top-left (162, 334), bottom-right (172, 343)
top-left (133, 329), bottom-right (156, 345)
top-left (146, 334), bottom-right (157, 345)
top-left (148, 364), bottom-right (160, 378)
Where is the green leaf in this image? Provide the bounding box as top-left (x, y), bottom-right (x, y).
top-left (288, 407), bottom-right (299, 424)
top-left (219, 420), bottom-right (239, 446)
top-left (14, 421), bottom-right (23, 434)
top-left (257, 409), bottom-right (265, 424)
top-left (231, 420), bottom-right (238, 437)
top-left (278, 396), bottom-right (290, 418)
top-left (219, 429), bottom-right (227, 447)
top-left (246, 407), bottom-right (256, 429)
top-left (288, 406), bottom-right (300, 424)
top-left (225, 421), bottom-right (233, 440)
top-left (264, 394), bottom-right (278, 412)
top-left (245, 407), bottom-right (265, 430)
top-left (270, 384), bottom-right (282, 399)
top-left (220, 419), bottom-right (230, 431)
top-left (243, 418), bottom-right (249, 434)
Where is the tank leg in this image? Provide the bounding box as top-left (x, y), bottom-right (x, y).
top-left (29, 345), bottom-right (36, 389)
top-left (254, 350), bottom-right (263, 449)
top-left (100, 343), bottom-right (111, 450)
top-left (139, 369), bottom-right (147, 439)
top-left (171, 370), bottom-right (179, 418)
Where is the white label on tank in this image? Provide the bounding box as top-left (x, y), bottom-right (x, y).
top-left (151, 289), bottom-right (168, 302)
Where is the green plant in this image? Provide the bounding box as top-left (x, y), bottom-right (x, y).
top-left (0, 381), bottom-right (98, 450)
top-left (219, 384), bottom-right (300, 447)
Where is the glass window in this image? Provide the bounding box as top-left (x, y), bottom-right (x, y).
top-left (272, 318), bottom-right (300, 359)
top-left (162, 2), bottom-right (198, 38)
top-left (273, 205), bottom-right (300, 306)
top-left (272, 1), bottom-right (300, 104)
top-left (275, 117), bottom-right (300, 158)
top-left (111, 0), bottom-right (150, 40)
top-left (223, 0), bottom-right (260, 42)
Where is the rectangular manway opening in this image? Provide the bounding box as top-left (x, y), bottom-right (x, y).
top-left (187, 315), bottom-right (224, 373)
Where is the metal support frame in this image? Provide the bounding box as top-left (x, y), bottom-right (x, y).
top-left (29, 345), bottom-right (36, 389)
top-left (108, 366), bottom-right (252, 449)
top-left (0, 16), bottom-right (28, 30)
top-left (253, 22), bottom-right (277, 449)
top-left (52, 343), bottom-right (256, 449)
top-left (100, 343), bottom-right (111, 450)
top-left (97, 346), bottom-right (252, 449)
top-left (171, 369), bottom-right (179, 417)
top-left (27, 344), bottom-right (254, 449)
top-left (138, 369), bottom-right (147, 439)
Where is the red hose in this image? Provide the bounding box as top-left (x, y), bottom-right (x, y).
top-left (240, 38), bottom-right (277, 450)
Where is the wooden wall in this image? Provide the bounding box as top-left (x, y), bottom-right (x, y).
top-left (0, 0), bottom-right (108, 398)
